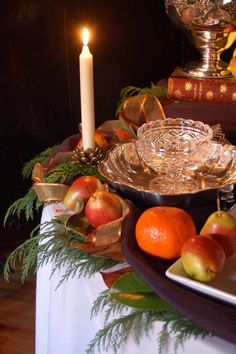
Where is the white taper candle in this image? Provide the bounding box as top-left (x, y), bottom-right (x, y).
top-left (79, 28), bottom-right (95, 150)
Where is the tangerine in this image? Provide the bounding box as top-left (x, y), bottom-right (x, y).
top-left (135, 206), bottom-right (196, 260)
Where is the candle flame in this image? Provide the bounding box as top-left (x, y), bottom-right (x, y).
top-left (82, 28), bottom-right (89, 46)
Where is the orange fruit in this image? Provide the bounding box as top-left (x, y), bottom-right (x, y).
top-left (135, 206), bottom-right (196, 260)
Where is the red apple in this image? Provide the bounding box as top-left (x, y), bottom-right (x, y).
top-left (207, 233), bottom-right (236, 258)
top-left (85, 191), bottom-right (123, 228)
top-left (63, 176), bottom-right (102, 212)
top-left (200, 210), bottom-right (236, 237)
top-left (181, 236), bottom-right (226, 282)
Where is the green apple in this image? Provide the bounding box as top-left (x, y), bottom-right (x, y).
top-left (181, 236), bottom-right (226, 282)
top-left (200, 210), bottom-right (236, 237)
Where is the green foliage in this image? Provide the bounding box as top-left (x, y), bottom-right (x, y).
top-left (110, 271), bottom-right (172, 311)
top-left (4, 147), bottom-right (104, 225)
top-left (87, 298), bottom-right (145, 354)
top-left (91, 290), bottom-right (126, 323)
top-left (118, 116), bottom-right (138, 138)
top-left (4, 187), bottom-right (42, 225)
top-left (45, 161), bottom-right (104, 184)
top-left (45, 161), bottom-right (81, 183)
top-left (22, 144), bottom-right (59, 179)
top-left (4, 145), bottom-right (58, 224)
top-left (87, 290), bottom-right (209, 354)
top-left (4, 216), bottom-right (122, 285)
top-left (116, 83), bottom-right (167, 115)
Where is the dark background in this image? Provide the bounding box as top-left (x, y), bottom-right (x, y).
top-left (0, 0), bottom-right (202, 247)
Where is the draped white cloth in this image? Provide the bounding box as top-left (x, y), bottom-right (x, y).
top-left (36, 204), bottom-right (236, 354)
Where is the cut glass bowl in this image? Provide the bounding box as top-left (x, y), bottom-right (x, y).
top-left (135, 118), bottom-right (213, 194)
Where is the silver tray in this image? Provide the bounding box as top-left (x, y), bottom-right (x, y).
top-left (98, 142), bottom-right (236, 208)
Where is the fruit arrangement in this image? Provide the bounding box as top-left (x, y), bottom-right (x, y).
top-left (63, 175), bottom-right (103, 212)
top-left (135, 203), bottom-right (236, 283)
top-left (63, 174), bottom-right (236, 282)
top-left (63, 175), bottom-right (124, 228)
top-left (181, 207), bottom-right (236, 282)
top-left (61, 175), bottom-right (127, 260)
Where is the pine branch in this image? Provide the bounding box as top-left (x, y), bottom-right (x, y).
top-left (91, 289), bottom-right (129, 324)
top-left (154, 310), bottom-right (209, 353)
top-left (56, 254), bottom-right (121, 289)
top-left (4, 187), bottom-right (42, 225)
top-left (46, 161), bottom-right (80, 183)
top-left (86, 310), bottom-right (144, 354)
top-left (4, 216), bottom-right (122, 285)
top-left (90, 290), bottom-right (111, 319)
top-left (4, 232), bottom-right (42, 282)
top-left (22, 144), bottom-right (59, 179)
top-left (89, 293), bottom-right (155, 353)
top-left (87, 291), bottom-right (209, 354)
top-left (116, 83), bottom-right (167, 115)
top-left (46, 161), bottom-right (104, 184)
top-left (76, 164), bottom-right (105, 181)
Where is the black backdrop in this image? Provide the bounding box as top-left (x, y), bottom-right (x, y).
top-left (0, 0), bottom-right (198, 245)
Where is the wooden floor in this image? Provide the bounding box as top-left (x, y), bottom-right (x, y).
top-left (0, 257), bottom-right (35, 354)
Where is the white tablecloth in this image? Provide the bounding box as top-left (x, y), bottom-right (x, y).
top-left (36, 205), bottom-right (236, 354)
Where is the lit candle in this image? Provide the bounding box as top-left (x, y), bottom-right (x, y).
top-left (79, 28), bottom-right (95, 150)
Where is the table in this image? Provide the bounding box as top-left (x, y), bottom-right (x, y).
top-left (36, 204), bottom-right (236, 354)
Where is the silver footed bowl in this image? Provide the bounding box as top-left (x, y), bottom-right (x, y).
top-left (165, 0), bottom-right (236, 78)
top-left (98, 141), bottom-right (236, 209)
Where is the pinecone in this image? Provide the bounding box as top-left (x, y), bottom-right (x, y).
top-left (72, 144), bottom-right (107, 166)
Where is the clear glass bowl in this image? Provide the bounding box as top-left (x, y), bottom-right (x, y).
top-left (135, 118), bottom-right (213, 194)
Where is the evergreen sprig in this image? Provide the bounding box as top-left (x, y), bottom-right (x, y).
top-left (91, 289), bottom-right (127, 324)
top-left (4, 187), bottom-right (42, 225)
top-left (87, 290), bottom-right (209, 354)
top-left (22, 144), bottom-right (59, 179)
top-left (4, 215), bottom-right (122, 285)
top-left (4, 145), bottom-right (58, 224)
top-left (87, 309), bottom-right (144, 354)
top-left (116, 83), bottom-right (167, 115)
top-left (46, 161), bottom-right (104, 184)
top-left (4, 151), bottom-right (104, 224)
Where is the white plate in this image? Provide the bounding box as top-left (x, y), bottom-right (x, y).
top-left (165, 254), bottom-right (236, 307)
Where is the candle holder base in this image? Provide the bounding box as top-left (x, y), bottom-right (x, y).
top-left (72, 144), bottom-right (106, 166)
